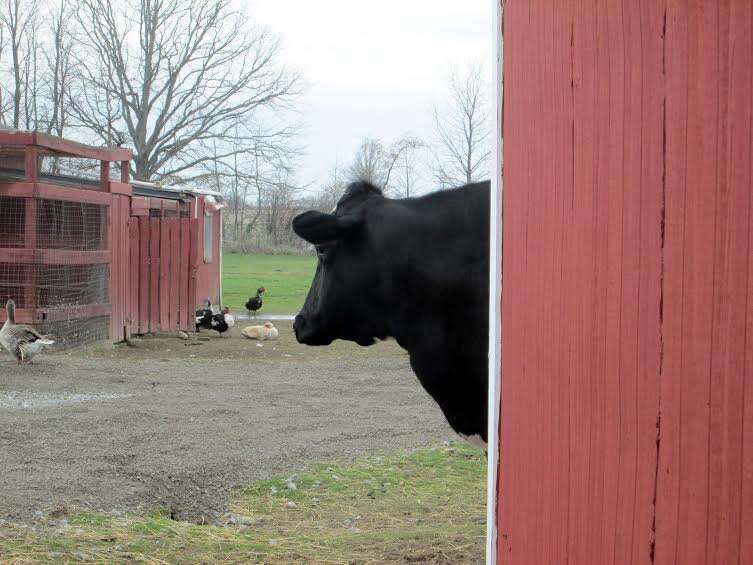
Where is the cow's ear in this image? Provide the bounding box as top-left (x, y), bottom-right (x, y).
top-left (292, 211), bottom-right (361, 244)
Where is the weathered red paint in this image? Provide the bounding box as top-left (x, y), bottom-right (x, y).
top-left (126, 209), bottom-right (221, 335)
top-left (499, 1), bottom-right (753, 563)
top-left (110, 195), bottom-right (131, 342)
top-left (190, 197), bottom-right (223, 307)
top-left (0, 133), bottom-right (221, 342)
top-left (0, 135), bottom-right (130, 335)
top-left (0, 131), bottom-right (132, 161)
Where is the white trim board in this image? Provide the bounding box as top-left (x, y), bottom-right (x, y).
top-left (485, 0), bottom-right (503, 563)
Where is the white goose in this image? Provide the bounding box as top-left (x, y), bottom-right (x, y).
top-left (0, 299), bottom-right (55, 365)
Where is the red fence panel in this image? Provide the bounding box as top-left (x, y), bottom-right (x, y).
top-left (499, 1), bottom-right (753, 563)
top-left (126, 214), bottom-right (196, 335)
top-left (167, 219), bottom-right (180, 331)
top-left (138, 217), bottom-right (149, 334)
top-left (179, 219), bottom-right (190, 330)
top-left (128, 219), bottom-right (139, 336)
top-left (159, 218), bottom-right (170, 330)
top-left (148, 219), bottom-right (160, 333)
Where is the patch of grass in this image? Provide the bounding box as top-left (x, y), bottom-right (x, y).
top-left (0, 444), bottom-right (486, 563)
top-left (222, 252), bottom-right (316, 315)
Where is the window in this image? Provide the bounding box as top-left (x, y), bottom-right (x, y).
top-left (203, 214), bottom-right (213, 263)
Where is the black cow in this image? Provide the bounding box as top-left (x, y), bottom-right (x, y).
top-left (292, 180), bottom-right (490, 444)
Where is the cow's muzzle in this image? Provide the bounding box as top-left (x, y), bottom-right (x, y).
top-left (293, 314), bottom-right (332, 346)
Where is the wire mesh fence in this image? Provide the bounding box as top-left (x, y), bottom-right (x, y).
top-left (0, 196), bottom-right (25, 248)
top-left (0, 195), bottom-right (111, 348)
top-left (37, 199), bottom-right (108, 251)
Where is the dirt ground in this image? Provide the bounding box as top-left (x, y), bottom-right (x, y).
top-left (0, 321), bottom-right (457, 523)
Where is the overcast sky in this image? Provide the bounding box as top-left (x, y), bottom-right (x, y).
top-left (247, 0), bottom-right (492, 194)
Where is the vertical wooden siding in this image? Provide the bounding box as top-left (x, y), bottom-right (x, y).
top-left (109, 195), bottom-right (131, 342)
top-left (127, 215), bottom-right (197, 334)
top-left (499, 1), bottom-right (753, 563)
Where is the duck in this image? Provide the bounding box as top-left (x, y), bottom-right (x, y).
top-left (210, 307), bottom-right (235, 336)
top-left (245, 287), bottom-right (266, 318)
top-left (0, 299), bottom-right (55, 365)
top-left (195, 299), bottom-right (213, 332)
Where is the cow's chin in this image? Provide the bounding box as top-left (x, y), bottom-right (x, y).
top-left (295, 333), bottom-right (334, 346)
top-left (296, 334), bottom-right (374, 347)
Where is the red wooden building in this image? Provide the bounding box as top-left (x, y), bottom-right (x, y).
top-left (492, 1), bottom-right (753, 564)
top-left (0, 131), bottom-right (223, 347)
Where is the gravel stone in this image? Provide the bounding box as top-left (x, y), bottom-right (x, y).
top-left (0, 327), bottom-right (454, 524)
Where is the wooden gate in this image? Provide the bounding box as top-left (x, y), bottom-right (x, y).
top-left (498, 1), bottom-right (753, 563)
top-left (127, 215), bottom-right (198, 334)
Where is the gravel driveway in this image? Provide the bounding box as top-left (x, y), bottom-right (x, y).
top-left (0, 324), bottom-right (455, 523)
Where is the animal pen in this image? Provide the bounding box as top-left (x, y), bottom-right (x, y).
top-left (492, 2), bottom-right (753, 564)
top-left (0, 131), bottom-right (223, 348)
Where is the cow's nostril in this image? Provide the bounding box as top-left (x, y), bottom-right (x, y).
top-left (293, 314), bottom-right (306, 338)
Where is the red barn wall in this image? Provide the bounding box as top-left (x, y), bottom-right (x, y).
top-left (192, 197), bottom-right (222, 308)
top-left (499, 1), bottom-right (753, 563)
top-left (125, 195), bottom-right (221, 336)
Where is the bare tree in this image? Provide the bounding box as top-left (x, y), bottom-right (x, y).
top-left (349, 135), bottom-right (426, 196)
top-left (43, 0), bottom-right (74, 138)
top-left (348, 137), bottom-right (387, 187)
top-left (0, 0), bottom-right (39, 128)
top-left (315, 159), bottom-right (346, 211)
top-left (388, 135), bottom-right (425, 197)
top-left (71, 0), bottom-right (302, 181)
top-left (432, 62), bottom-right (490, 188)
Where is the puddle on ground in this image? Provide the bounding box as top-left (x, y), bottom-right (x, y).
top-left (0, 392), bottom-right (130, 409)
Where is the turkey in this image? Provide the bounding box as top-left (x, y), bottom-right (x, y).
top-left (0, 299), bottom-right (55, 365)
top-left (245, 287), bottom-right (266, 318)
top-left (210, 307), bottom-right (235, 336)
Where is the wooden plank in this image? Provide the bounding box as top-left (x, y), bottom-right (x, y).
top-left (179, 219), bottom-right (190, 330)
top-left (100, 160), bottom-right (110, 191)
top-left (499, 1), bottom-right (664, 563)
top-left (0, 131), bottom-right (132, 161)
top-left (673, 3), bottom-right (717, 561)
top-left (0, 308), bottom-right (36, 325)
top-left (128, 218), bottom-right (139, 337)
top-left (601, 1), bottom-right (628, 561)
top-left (108, 181), bottom-right (132, 196)
top-left (149, 218), bottom-right (160, 333)
top-left (654, 2), bottom-right (688, 562)
top-left (0, 249), bottom-right (35, 262)
top-left (159, 216), bottom-right (170, 330)
top-left (168, 219), bottom-right (180, 331)
top-left (37, 303), bottom-right (112, 323)
top-left (131, 197), bottom-right (150, 216)
top-left (24, 197), bottom-right (37, 311)
top-left (0, 249), bottom-right (111, 264)
top-left (138, 217), bottom-right (149, 334)
top-left (34, 183), bottom-right (112, 205)
top-left (108, 196), bottom-right (116, 341)
top-left (24, 147), bottom-right (38, 182)
top-left (500, 0), bottom-right (571, 560)
top-left (188, 217), bottom-right (199, 328)
top-left (705, 3), bottom-right (749, 564)
top-left (113, 195), bottom-right (128, 342)
top-left (569, 0), bottom-right (599, 560)
top-left (0, 183), bottom-right (35, 197)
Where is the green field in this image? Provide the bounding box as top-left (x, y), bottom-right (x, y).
top-left (222, 253), bottom-right (316, 315)
top-left (0, 444), bottom-right (486, 563)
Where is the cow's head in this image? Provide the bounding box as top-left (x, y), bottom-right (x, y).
top-left (292, 182), bottom-right (388, 346)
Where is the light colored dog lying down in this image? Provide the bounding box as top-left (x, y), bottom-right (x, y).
top-left (241, 322), bottom-right (279, 340)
